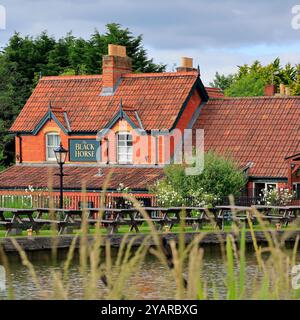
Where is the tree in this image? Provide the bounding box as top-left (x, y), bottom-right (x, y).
top-left (224, 74), bottom-right (265, 97)
top-left (153, 151), bottom-right (246, 206)
top-left (209, 72), bottom-right (234, 91)
top-left (292, 64), bottom-right (300, 95)
top-left (214, 58), bottom-right (299, 97)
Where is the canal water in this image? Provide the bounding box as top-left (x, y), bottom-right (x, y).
top-left (0, 245), bottom-right (296, 300)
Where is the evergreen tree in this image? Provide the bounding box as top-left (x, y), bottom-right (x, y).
top-left (209, 72), bottom-right (234, 91)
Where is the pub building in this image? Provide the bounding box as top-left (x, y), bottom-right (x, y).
top-left (1, 43), bottom-right (300, 208)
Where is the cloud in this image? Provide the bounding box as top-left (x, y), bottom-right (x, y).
top-left (0, 0), bottom-right (299, 83)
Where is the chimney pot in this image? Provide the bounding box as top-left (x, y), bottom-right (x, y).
top-left (108, 44), bottom-right (127, 57)
top-left (176, 57), bottom-right (196, 72)
top-left (181, 57), bottom-right (193, 69)
top-left (285, 86), bottom-right (290, 96)
top-left (280, 83), bottom-right (285, 95)
top-left (264, 84), bottom-right (276, 96)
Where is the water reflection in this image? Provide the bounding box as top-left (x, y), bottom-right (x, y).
top-left (0, 245), bottom-right (294, 300)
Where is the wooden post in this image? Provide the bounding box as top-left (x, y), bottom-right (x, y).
top-left (288, 162), bottom-right (293, 190)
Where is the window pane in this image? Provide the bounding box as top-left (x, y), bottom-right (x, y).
top-left (119, 155), bottom-right (127, 163)
top-left (118, 140), bottom-right (126, 147)
top-left (267, 184), bottom-right (276, 191)
top-left (46, 134), bottom-right (60, 160)
top-left (117, 133), bottom-right (133, 163)
top-left (118, 147), bottom-right (127, 154)
top-left (47, 135), bottom-right (54, 146)
top-left (48, 147), bottom-right (55, 159)
top-left (118, 135), bottom-right (126, 141)
top-left (54, 135), bottom-right (60, 145)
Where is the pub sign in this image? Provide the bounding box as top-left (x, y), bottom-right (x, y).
top-left (69, 139), bottom-right (100, 162)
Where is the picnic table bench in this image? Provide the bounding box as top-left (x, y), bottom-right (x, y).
top-left (251, 205), bottom-right (299, 226)
top-left (0, 208), bottom-right (41, 236)
top-left (0, 205), bottom-right (300, 236)
top-left (167, 207), bottom-right (208, 230)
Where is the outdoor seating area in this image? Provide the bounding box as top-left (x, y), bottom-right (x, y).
top-left (0, 205), bottom-right (299, 237)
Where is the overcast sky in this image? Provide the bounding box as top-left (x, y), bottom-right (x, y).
top-left (0, 0), bottom-right (300, 84)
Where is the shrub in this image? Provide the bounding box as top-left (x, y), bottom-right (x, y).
top-left (153, 151), bottom-right (246, 206)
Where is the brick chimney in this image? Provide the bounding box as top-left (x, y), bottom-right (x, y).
top-left (176, 57), bottom-right (197, 72)
top-left (264, 84), bottom-right (276, 96)
top-left (101, 44), bottom-right (132, 96)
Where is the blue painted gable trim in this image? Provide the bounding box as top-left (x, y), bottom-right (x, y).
top-left (98, 110), bottom-right (140, 138)
top-left (32, 110), bottom-right (69, 135)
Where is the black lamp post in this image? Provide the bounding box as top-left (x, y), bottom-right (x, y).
top-left (54, 143), bottom-right (68, 209)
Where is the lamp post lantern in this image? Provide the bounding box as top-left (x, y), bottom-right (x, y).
top-left (54, 143), bottom-right (68, 209)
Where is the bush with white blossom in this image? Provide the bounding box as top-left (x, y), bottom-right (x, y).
top-left (262, 187), bottom-right (294, 206)
top-left (152, 151), bottom-right (245, 207)
top-left (154, 181), bottom-right (185, 207)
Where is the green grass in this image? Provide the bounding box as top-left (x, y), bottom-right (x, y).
top-left (0, 222), bottom-right (299, 238)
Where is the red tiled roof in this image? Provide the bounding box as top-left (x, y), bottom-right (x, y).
top-left (193, 97), bottom-right (300, 178)
top-left (10, 71), bottom-right (208, 133)
top-left (205, 87), bottom-right (224, 98)
top-left (0, 165), bottom-right (164, 191)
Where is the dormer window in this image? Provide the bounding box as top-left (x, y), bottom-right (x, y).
top-left (117, 132), bottom-right (133, 164)
top-left (46, 133), bottom-right (61, 161)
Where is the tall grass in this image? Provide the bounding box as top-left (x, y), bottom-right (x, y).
top-left (0, 193), bottom-right (300, 300)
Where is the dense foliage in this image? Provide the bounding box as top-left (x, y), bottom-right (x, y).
top-left (0, 23), bottom-right (166, 169)
top-left (153, 151), bottom-right (246, 207)
top-left (209, 58), bottom-right (300, 97)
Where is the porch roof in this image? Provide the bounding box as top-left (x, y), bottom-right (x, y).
top-left (0, 165), bottom-right (165, 192)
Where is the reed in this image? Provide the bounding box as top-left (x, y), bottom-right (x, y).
top-left (0, 191), bottom-right (299, 300)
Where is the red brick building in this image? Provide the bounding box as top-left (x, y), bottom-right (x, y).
top-left (0, 44), bottom-right (299, 207)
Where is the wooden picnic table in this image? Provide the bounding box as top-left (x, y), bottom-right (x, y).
top-left (167, 207), bottom-right (209, 230)
top-left (215, 206), bottom-right (260, 230)
top-left (0, 208), bottom-right (39, 236)
top-left (251, 205), bottom-right (299, 226)
top-left (0, 204), bottom-right (300, 237)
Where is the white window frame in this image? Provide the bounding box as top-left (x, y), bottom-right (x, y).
top-left (117, 132), bottom-right (133, 164)
top-left (253, 182), bottom-right (278, 197)
top-left (46, 132), bottom-right (61, 161)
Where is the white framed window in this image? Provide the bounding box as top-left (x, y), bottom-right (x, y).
top-left (46, 133), bottom-right (61, 161)
top-left (254, 182), bottom-right (277, 198)
top-left (117, 132), bottom-right (133, 164)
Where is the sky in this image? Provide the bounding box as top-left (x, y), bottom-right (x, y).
top-left (0, 0), bottom-right (300, 84)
